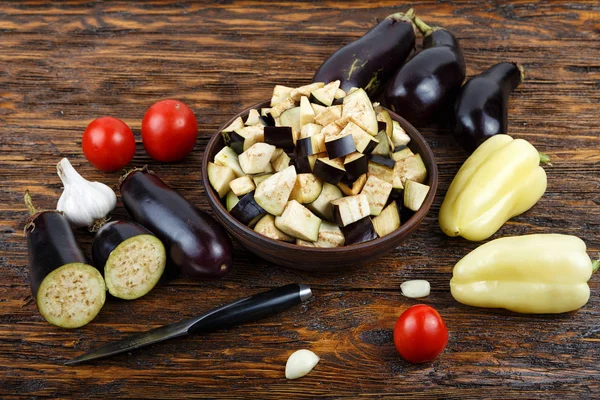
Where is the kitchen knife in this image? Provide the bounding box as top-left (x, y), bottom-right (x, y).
top-left (65, 283), bottom-right (312, 365)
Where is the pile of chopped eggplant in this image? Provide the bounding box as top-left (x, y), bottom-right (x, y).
top-left (209, 81), bottom-right (431, 247)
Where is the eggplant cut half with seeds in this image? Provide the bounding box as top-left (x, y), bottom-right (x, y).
top-left (453, 62), bottom-right (525, 152)
top-left (24, 192), bottom-right (106, 328)
top-left (92, 221), bottom-right (166, 300)
top-left (313, 9), bottom-right (417, 98)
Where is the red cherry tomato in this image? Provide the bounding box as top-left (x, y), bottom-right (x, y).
top-left (393, 304), bottom-right (448, 363)
top-left (141, 99), bottom-right (198, 162)
top-left (82, 116), bottom-right (136, 172)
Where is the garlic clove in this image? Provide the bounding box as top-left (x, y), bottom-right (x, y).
top-left (400, 279), bottom-right (430, 298)
top-left (56, 158), bottom-right (117, 229)
top-left (285, 349), bottom-right (319, 379)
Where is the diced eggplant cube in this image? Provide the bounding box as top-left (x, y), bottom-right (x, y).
top-left (300, 123), bottom-right (322, 139)
top-left (270, 85), bottom-right (293, 107)
top-left (394, 154), bottom-right (428, 185)
top-left (344, 152), bottom-right (368, 181)
top-left (310, 80), bottom-right (340, 107)
top-left (275, 200), bottom-right (322, 242)
top-left (369, 154), bottom-right (396, 169)
top-left (254, 165), bottom-right (297, 216)
top-left (290, 82), bottom-right (324, 102)
top-left (229, 175), bottom-right (256, 197)
top-left (270, 148), bottom-right (284, 162)
top-left (252, 173), bottom-right (273, 186)
top-left (254, 214), bottom-right (294, 242)
top-left (306, 182), bottom-right (343, 221)
top-left (404, 180), bottom-right (430, 212)
top-left (272, 151), bottom-right (291, 172)
top-left (245, 109), bottom-right (261, 126)
top-left (391, 147), bottom-right (414, 161)
top-left (295, 239), bottom-right (316, 247)
top-left (214, 146), bottom-right (245, 177)
top-left (331, 193), bottom-right (370, 227)
top-left (208, 162), bottom-right (237, 198)
top-left (337, 173), bottom-right (367, 196)
top-left (230, 126), bottom-right (261, 154)
top-left (390, 120), bottom-right (411, 148)
top-left (289, 173), bottom-right (323, 204)
top-left (239, 143), bottom-right (276, 175)
top-left (368, 160), bottom-right (394, 184)
top-left (269, 97), bottom-right (296, 118)
top-left (313, 157), bottom-right (346, 185)
top-left (225, 190), bottom-right (239, 212)
top-left (372, 201), bottom-right (401, 238)
top-left (361, 175), bottom-right (393, 216)
top-left (279, 106), bottom-right (301, 137)
top-left (325, 133), bottom-right (356, 159)
top-left (377, 121), bottom-right (387, 132)
top-left (264, 126), bottom-right (294, 150)
top-left (314, 105), bottom-right (343, 126)
top-left (342, 88), bottom-right (378, 135)
top-left (222, 116), bottom-right (244, 133)
top-left (230, 191), bottom-right (266, 226)
top-left (340, 216), bottom-right (378, 245)
top-left (371, 130), bottom-right (390, 157)
top-left (259, 113), bottom-right (276, 127)
top-left (292, 155), bottom-right (312, 174)
top-left (299, 96), bottom-right (316, 127)
top-left (311, 103), bottom-right (327, 115)
top-left (334, 88), bottom-right (346, 99)
top-left (314, 221), bottom-right (345, 248)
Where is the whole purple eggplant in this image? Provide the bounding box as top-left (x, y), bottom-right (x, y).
top-left (454, 62), bottom-right (524, 152)
top-left (313, 8), bottom-right (416, 98)
top-left (120, 168), bottom-right (233, 280)
top-left (385, 16), bottom-right (466, 124)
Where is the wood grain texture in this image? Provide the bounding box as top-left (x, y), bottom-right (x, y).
top-left (1, 0), bottom-right (599, 398)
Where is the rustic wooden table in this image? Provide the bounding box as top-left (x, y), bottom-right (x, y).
top-left (1, 1), bottom-right (599, 398)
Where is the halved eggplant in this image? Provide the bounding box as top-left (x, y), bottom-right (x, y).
top-left (361, 175), bottom-right (393, 216)
top-left (337, 173), bottom-right (367, 196)
top-left (207, 162), bottom-right (237, 198)
top-left (264, 126), bottom-right (295, 150)
top-left (306, 182), bottom-right (343, 221)
top-left (214, 146), bottom-right (245, 177)
top-left (226, 190), bottom-right (239, 211)
top-left (254, 165), bottom-right (297, 216)
top-left (331, 193), bottom-right (370, 227)
top-left (325, 132), bottom-right (356, 159)
top-left (314, 105), bottom-right (343, 126)
top-left (230, 191), bottom-right (267, 226)
top-left (372, 201), bottom-right (401, 237)
top-left (253, 214), bottom-right (294, 242)
top-left (313, 157), bottom-right (346, 184)
top-left (342, 88), bottom-right (378, 135)
top-left (300, 96), bottom-right (316, 126)
top-left (272, 151), bottom-right (291, 171)
top-left (394, 154), bottom-right (427, 185)
top-left (344, 152), bottom-right (369, 181)
top-left (229, 175), bottom-right (255, 197)
top-left (310, 80), bottom-right (341, 107)
top-left (239, 142), bottom-right (276, 175)
top-left (314, 221), bottom-right (345, 248)
top-left (92, 221), bottom-right (166, 300)
top-left (275, 200), bottom-right (322, 242)
top-left (404, 180), bottom-right (430, 211)
top-left (367, 160), bottom-right (394, 184)
top-left (289, 173), bottom-right (324, 204)
top-left (340, 216), bottom-right (378, 245)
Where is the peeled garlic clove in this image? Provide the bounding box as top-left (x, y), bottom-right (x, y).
top-left (285, 349), bottom-right (319, 379)
top-left (400, 280), bottom-right (430, 298)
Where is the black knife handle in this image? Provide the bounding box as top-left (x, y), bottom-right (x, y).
top-left (188, 283), bottom-right (311, 335)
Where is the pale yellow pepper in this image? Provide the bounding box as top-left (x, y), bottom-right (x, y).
top-left (450, 234), bottom-right (598, 314)
top-left (439, 134), bottom-right (547, 241)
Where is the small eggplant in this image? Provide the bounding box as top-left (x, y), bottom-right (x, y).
top-left (385, 17), bottom-right (466, 124)
top-left (454, 62), bottom-right (525, 152)
top-left (92, 221), bottom-right (166, 300)
top-left (313, 8), bottom-right (417, 98)
top-left (24, 192), bottom-right (106, 328)
top-left (120, 168), bottom-right (233, 280)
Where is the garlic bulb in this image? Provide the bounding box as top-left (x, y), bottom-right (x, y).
top-left (56, 158), bottom-right (117, 229)
top-left (285, 349), bottom-right (319, 379)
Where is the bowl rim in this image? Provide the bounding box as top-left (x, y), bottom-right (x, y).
top-left (201, 99), bottom-right (438, 253)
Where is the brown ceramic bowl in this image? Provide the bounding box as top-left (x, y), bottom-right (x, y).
top-left (201, 100), bottom-right (438, 271)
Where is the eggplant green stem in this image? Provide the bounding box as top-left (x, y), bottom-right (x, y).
top-left (516, 63), bottom-right (526, 83)
top-left (389, 8), bottom-right (415, 23)
top-left (413, 16), bottom-right (441, 37)
top-left (539, 152), bottom-right (552, 166)
top-left (593, 259), bottom-right (600, 273)
top-left (24, 190), bottom-right (37, 216)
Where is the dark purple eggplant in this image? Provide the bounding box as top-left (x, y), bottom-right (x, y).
top-left (264, 126), bottom-right (294, 150)
top-left (120, 168), bottom-right (233, 280)
top-left (454, 62), bottom-right (525, 152)
top-left (385, 17), bottom-right (466, 124)
top-left (24, 192), bottom-right (105, 328)
top-left (313, 8), bottom-right (416, 98)
top-left (92, 220), bottom-right (166, 300)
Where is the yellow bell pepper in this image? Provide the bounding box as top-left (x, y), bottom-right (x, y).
top-left (439, 134), bottom-right (547, 241)
top-left (450, 234), bottom-right (598, 314)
